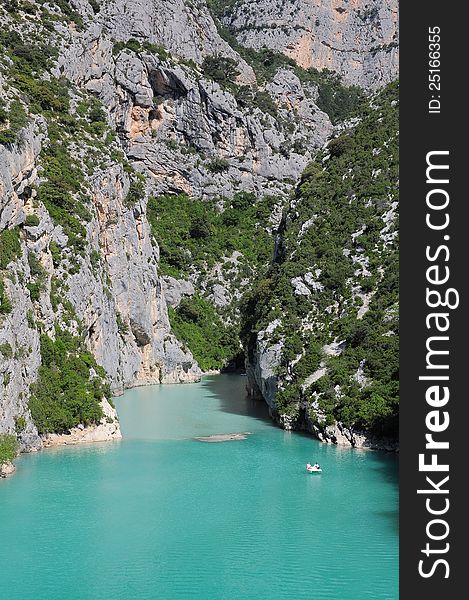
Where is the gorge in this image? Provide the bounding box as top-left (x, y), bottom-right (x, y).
top-left (1, 0), bottom-right (399, 477)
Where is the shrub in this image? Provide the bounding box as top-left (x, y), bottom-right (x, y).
top-left (316, 77), bottom-right (364, 125)
top-left (0, 101), bottom-right (28, 146)
top-left (206, 157), bottom-right (230, 173)
top-left (169, 296), bottom-right (240, 371)
top-left (0, 279), bottom-right (13, 314)
top-left (26, 252), bottom-right (47, 301)
top-left (113, 39), bottom-right (169, 60)
top-left (0, 29), bottom-right (57, 74)
top-left (327, 135), bottom-right (353, 158)
top-left (124, 179), bottom-right (145, 208)
top-left (29, 329), bottom-right (108, 434)
top-left (49, 241), bottom-right (62, 266)
top-left (202, 56), bottom-right (240, 85)
top-left (0, 227), bottom-right (22, 269)
top-left (253, 91), bottom-right (278, 117)
top-left (36, 128), bottom-right (88, 253)
top-left (26, 309), bottom-right (35, 328)
top-left (0, 342), bottom-right (13, 358)
top-left (147, 192), bottom-right (273, 278)
top-left (27, 282), bottom-right (42, 302)
top-left (13, 74), bottom-right (70, 114)
top-left (27, 253), bottom-right (45, 278)
top-left (14, 416), bottom-right (26, 432)
top-left (89, 0), bottom-right (101, 14)
top-left (116, 313), bottom-right (129, 335)
top-left (24, 214), bottom-right (40, 227)
top-left (0, 434), bottom-right (18, 465)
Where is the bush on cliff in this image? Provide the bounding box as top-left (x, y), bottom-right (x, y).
top-left (29, 329), bottom-right (110, 434)
top-left (0, 433), bottom-right (18, 465)
top-left (0, 227), bottom-right (22, 269)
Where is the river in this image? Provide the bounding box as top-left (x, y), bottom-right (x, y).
top-left (0, 375), bottom-right (398, 599)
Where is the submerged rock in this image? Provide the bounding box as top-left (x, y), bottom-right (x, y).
top-left (194, 432), bottom-right (252, 442)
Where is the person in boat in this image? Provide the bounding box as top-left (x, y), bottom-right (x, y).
top-left (313, 463), bottom-right (320, 469)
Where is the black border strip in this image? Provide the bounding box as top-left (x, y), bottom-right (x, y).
top-left (400, 2), bottom-right (466, 596)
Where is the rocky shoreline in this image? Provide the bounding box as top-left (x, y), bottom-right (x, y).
top-left (246, 368), bottom-right (398, 452)
top-left (276, 409), bottom-right (399, 453)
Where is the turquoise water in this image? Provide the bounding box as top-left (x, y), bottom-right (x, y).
top-left (0, 375), bottom-right (398, 599)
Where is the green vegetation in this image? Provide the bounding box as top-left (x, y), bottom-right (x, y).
top-left (240, 82), bottom-right (399, 437)
top-left (89, 0), bottom-right (101, 14)
top-left (206, 157), bottom-right (230, 173)
top-left (113, 38), bottom-right (170, 61)
top-left (14, 415), bottom-right (26, 432)
top-left (147, 191), bottom-right (274, 278)
top-left (0, 433), bottom-right (18, 465)
top-left (169, 296), bottom-right (240, 371)
top-left (29, 328), bottom-right (110, 434)
top-left (147, 191), bottom-right (276, 369)
top-left (0, 279), bottom-right (12, 314)
top-left (0, 28), bottom-right (58, 75)
top-left (0, 342), bottom-right (13, 358)
top-left (26, 252), bottom-right (47, 302)
top-left (13, 74), bottom-right (70, 114)
top-left (0, 100), bottom-right (27, 145)
top-left (201, 55), bottom-right (240, 85)
top-left (0, 27), bottom-right (69, 120)
top-left (124, 177), bottom-right (145, 208)
top-left (245, 51), bottom-right (364, 124)
top-left (116, 313), bottom-right (129, 335)
top-left (36, 125), bottom-right (89, 255)
top-left (313, 72), bottom-right (364, 125)
top-left (0, 227), bottom-right (22, 269)
top-left (24, 214), bottom-right (40, 227)
top-left (26, 309), bottom-right (35, 328)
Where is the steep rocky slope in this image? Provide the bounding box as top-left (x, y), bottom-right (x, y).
top-left (211, 0), bottom-right (399, 89)
top-left (241, 82), bottom-right (399, 449)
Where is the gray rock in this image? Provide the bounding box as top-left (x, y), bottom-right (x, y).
top-left (162, 276), bottom-right (195, 308)
top-left (223, 0), bottom-right (399, 90)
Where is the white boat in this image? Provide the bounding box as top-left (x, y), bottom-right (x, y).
top-left (306, 463), bottom-right (322, 473)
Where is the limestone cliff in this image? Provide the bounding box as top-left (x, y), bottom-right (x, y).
top-left (215, 0), bottom-right (399, 89)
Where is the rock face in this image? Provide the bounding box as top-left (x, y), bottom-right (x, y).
top-left (221, 0), bottom-right (399, 89)
top-left (245, 320), bottom-right (283, 412)
top-left (96, 0), bottom-right (257, 83)
top-left (58, 39), bottom-right (332, 199)
top-left (304, 417), bottom-right (399, 451)
top-left (162, 276), bottom-right (195, 308)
